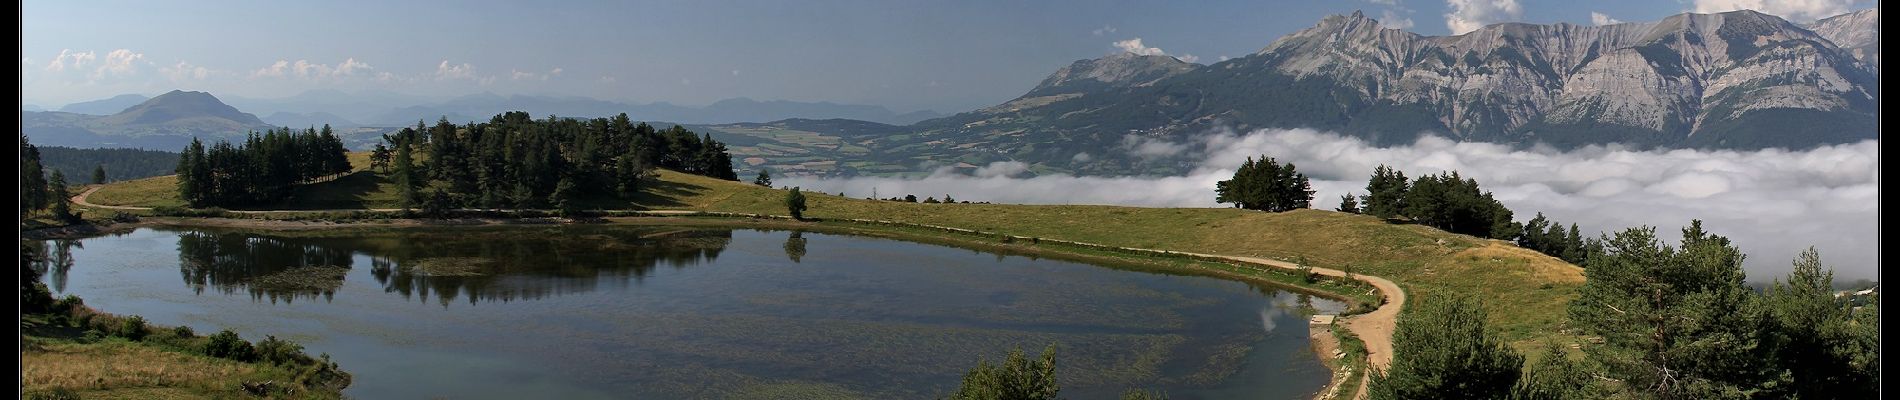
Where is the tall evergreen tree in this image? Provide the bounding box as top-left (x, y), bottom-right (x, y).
top-left (1568, 221), bottom-right (1772, 399)
top-left (1369, 294), bottom-right (1523, 399)
top-left (393, 136), bottom-right (418, 212)
top-left (370, 143), bottom-right (392, 172)
top-left (21, 136), bottom-right (49, 213)
top-left (47, 171), bottom-right (74, 222)
top-left (754, 169), bottom-right (773, 187)
top-left (1337, 194), bottom-right (1360, 213)
top-left (1362, 164), bottom-right (1408, 218)
top-left (785, 187), bottom-right (808, 220)
top-left (91, 164), bottom-right (108, 184)
top-left (1762, 247), bottom-right (1879, 398)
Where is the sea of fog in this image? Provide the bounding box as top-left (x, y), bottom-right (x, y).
top-left (783, 129), bottom-right (1879, 282)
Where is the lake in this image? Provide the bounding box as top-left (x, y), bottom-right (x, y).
top-left (32, 225), bottom-right (1343, 399)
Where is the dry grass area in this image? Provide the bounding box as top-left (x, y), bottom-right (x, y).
top-left (21, 338), bottom-right (266, 399)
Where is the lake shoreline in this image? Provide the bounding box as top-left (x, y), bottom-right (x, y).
top-left (35, 214), bottom-right (1378, 398)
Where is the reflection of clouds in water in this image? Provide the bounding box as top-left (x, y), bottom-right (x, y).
top-left (1259, 306), bottom-right (1280, 334)
top-left (784, 129), bottom-right (1879, 281)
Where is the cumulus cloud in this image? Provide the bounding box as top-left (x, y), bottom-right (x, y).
top-left (1692, 0), bottom-right (1861, 22)
top-left (90, 49), bottom-right (146, 80)
top-left (781, 128), bottom-right (1879, 281)
top-left (1445, 0), bottom-right (1523, 35)
top-left (160, 60), bottom-right (210, 81)
top-left (1112, 38), bottom-right (1167, 56)
top-left (1092, 25), bottom-right (1117, 36)
top-left (1112, 38), bottom-right (1201, 63)
top-left (1590, 11), bottom-right (1622, 25)
top-left (1381, 9), bottom-right (1416, 29)
top-left (434, 60), bottom-right (480, 81)
top-left (250, 58), bottom-right (372, 80)
top-left (43, 49), bottom-right (95, 72)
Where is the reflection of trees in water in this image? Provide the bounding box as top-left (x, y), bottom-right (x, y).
top-left (176, 230), bottom-right (355, 303)
top-left (784, 231), bottom-right (807, 263)
top-left (367, 229), bottom-right (733, 306)
top-left (164, 227), bottom-right (734, 306)
top-left (26, 240), bottom-right (81, 293)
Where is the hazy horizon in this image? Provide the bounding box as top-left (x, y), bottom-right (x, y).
top-left (21, 0), bottom-right (1875, 111)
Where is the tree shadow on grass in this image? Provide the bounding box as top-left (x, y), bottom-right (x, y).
top-left (624, 179), bottom-right (706, 210)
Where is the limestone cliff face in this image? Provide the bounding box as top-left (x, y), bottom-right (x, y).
top-left (890, 9), bottom-right (1876, 175)
top-left (1806, 8), bottom-right (1879, 71)
top-left (1245, 10), bottom-right (1876, 143)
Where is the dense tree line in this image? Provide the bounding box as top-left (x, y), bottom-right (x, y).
top-left (1214, 156), bottom-right (1313, 212)
top-left (1348, 165), bottom-right (1527, 241)
top-left (1372, 221), bottom-right (1879, 399)
top-left (36, 146), bottom-right (180, 183)
top-left (176, 126), bottom-right (352, 208)
top-left (1520, 213), bottom-right (1596, 265)
top-left (384, 112), bottom-right (738, 215)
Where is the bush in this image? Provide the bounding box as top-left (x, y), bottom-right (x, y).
top-left (173, 325), bottom-right (195, 338)
top-left (24, 387), bottom-right (80, 400)
top-left (205, 329), bottom-right (257, 361)
top-left (950, 344), bottom-right (1061, 400)
top-left (256, 335), bottom-right (312, 366)
top-left (114, 315), bottom-right (149, 340)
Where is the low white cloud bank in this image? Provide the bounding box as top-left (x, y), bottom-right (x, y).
top-left (1692, 0), bottom-right (1862, 22)
top-left (781, 128), bottom-right (1878, 281)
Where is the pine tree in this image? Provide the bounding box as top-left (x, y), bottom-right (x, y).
top-left (1567, 221), bottom-right (1771, 399)
top-left (785, 187), bottom-right (808, 220)
top-left (91, 164), bottom-right (108, 184)
top-left (754, 169), bottom-right (773, 187)
top-left (394, 138), bottom-right (418, 212)
top-left (1369, 294), bottom-right (1522, 399)
top-left (1362, 165), bottom-right (1408, 218)
top-left (21, 136), bottom-right (49, 213)
top-left (1763, 247), bottom-right (1878, 398)
top-left (176, 138), bottom-right (207, 207)
top-left (370, 143), bottom-right (392, 172)
top-left (1337, 194), bottom-right (1360, 213)
top-left (48, 171), bottom-right (75, 222)
top-left (552, 176), bottom-right (582, 218)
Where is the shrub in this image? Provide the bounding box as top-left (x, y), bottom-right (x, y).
top-left (115, 315), bottom-right (149, 340)
top-left (173, 325), bottom-right (195, 338)
top-left (950, 344), bottom-right (1060, 400)
top-left (24, 387), bottom-right (80, 400)
top-left (256, 335), bottom-right (312, 366)
top-left (205, 329), bottom-right (257, 361)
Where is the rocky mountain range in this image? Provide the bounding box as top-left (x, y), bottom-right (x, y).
top-left (777, 9), bottom-right (1879, 177)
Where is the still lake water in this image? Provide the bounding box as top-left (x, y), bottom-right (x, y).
top-left (34, 226), bottom-right (1342, 399)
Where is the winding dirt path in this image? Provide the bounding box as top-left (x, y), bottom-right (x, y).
top-left (65, 189), bottom-right (1405, 398)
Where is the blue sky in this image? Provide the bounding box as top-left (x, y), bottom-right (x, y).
top-left (20, 0), bottom-right (1876, 112)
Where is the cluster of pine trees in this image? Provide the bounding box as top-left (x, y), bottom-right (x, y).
top-left (1350, 165), bottom-right (1516, 239)
top-left (1214, 156), bottom-right (1313, 212)
top-left (1370, 221), bottom-right (1879, 399)
top-left (373, 112), bottom-right (738, 215)
top-left (1520, 213), bottom-right (1593, 264)
top-left (175, 127), bottom-right (352, 208)
top-left (19, 136), bottom-right (77, 222)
